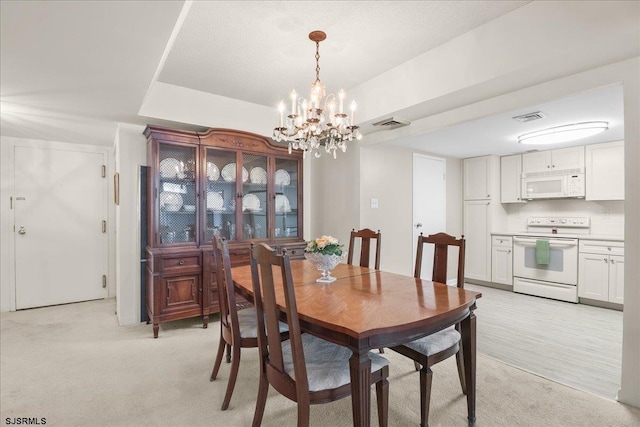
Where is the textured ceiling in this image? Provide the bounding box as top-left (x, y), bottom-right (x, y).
top-left (159, 1), bottom-right (530, 107)
top-left (0, 1), bottom-right (633, 157)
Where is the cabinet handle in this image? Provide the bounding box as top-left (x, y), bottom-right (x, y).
top-left (487, 194), bottom-right (490, 198)
top-left (607, 247), bottom-right (611, 251)
top-left (603, 258), bottom-right (608, 263)
top-left (179, 259), bottom-right (185, 265)
top-left (610, 259), bottom-right (615, 264)
top-left (547, 165), bottom-right (551, 168)
top-left (507, 250), bottom-right (511, 254)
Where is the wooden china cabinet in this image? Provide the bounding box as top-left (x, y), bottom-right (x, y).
top-left (144, 126), bottom-right (305, 337)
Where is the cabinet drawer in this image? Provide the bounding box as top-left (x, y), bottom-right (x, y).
top-left (161, 255), bottom-right (201, 272)
top-left (280, 243), bottom-right (307, 259)
top-left (492, 235), bottom-right (513, 247)
top-left (579, 240), bottom-right (624, 256)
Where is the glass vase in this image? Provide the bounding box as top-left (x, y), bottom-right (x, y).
top-left (304, 252), bottom-right (345, 283)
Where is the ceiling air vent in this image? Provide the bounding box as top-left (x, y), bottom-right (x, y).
top-left (372, 117), bottom-right (411, 130)
top-left (512, 111), bottom-right (547, 123)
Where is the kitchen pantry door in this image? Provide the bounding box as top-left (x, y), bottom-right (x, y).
top-left (13, 146), bottom-right (108, 309)
top-left (412, 154), bottom-right (446, 280)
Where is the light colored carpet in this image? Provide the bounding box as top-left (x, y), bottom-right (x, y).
top-left (1, 298), bottom-right (638, 427)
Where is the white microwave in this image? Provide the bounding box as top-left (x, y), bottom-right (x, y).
top-left (522, 170), bottom-right (585, 200)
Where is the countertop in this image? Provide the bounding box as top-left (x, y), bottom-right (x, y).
top-left (491, 231), bottom-right (624, 242)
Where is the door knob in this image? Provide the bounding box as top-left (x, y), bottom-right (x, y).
top-left (18, 226), bottom-right (26, 235)
top-left (415, 223), bottom-right (423, 229)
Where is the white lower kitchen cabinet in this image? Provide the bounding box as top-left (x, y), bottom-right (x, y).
top-left (578, 240), bottom-right (624, 304)
top-left (491, 235), bottom-right (513, 285)
top-left (608, 255), bottom-right (624, 304)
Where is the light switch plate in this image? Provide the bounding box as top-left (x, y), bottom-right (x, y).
top-left (370, 198), bottom-right (379, 209)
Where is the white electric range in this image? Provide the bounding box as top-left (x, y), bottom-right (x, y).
top-left (512, 217), bottom-right (590, 303)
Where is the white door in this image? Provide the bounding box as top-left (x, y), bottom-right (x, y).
top-left (412, 154), bottom-right (446, 280)
top-left (14, 146), bottom-right (108, 309)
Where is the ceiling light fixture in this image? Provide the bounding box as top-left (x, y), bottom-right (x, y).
top-left (273, 31), bottom-right (361, 159)
top-left (518, 121), bottom-right (609, 145)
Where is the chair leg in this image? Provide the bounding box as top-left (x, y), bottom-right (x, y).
top-left (414, 361), bottom-right (421, 371)
top-left (378, 347), bottom-right (385, 353)
top-left (455, 349), bottom-right (467, 395)
top-left (221, 345), bottom-right (241, 410)
top-left (376, 378), bottom-right (389, 427)
top-left (297, 402), bottom-right (310, 427)
top-left (225, 343), bottom-right (232, 363)
top-left (210, 335), bottom-right (226, 381)
top-left (252, 370), bottom-right (269, 427)
top-left (419, 366), bottom-right (433, 427)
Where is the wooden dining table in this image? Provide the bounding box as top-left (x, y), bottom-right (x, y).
top-left (231, 260), bottom-right (482, 427)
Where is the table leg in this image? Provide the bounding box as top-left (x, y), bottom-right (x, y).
top-left (349, 350), bottom-right (372, 427)
top-left (461, 306), bottom-right (477, 424)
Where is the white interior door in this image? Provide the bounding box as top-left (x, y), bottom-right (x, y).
top-left (412, 154), bottom-right (446, 279)
top-left (14, 146), bottom-right (108, 309)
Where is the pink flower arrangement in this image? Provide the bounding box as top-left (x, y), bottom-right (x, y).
top-left (305, 235), bottom-right (343, 256)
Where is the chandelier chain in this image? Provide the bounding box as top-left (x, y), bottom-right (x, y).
top-left (315, 41), bottom-right (321, 83)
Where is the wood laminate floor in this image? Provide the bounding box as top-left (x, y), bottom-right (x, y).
top-left (467, 283), bottom-right (623, 400)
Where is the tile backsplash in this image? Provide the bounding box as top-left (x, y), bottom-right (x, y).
top-left (504, 199), bottom-right (624, 236)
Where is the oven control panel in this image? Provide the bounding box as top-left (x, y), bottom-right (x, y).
top-left (527, 217), bottom-right (590, 228)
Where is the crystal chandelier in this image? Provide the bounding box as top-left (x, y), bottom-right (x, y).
top-left (273, 31), bottom-right (362, 159)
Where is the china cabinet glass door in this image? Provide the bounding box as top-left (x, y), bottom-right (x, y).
top-left (274, 157), bottom-right (299, 239)
top-left (158, 143), bottom-right (197, 245)
top-left (204, 148), bottom-right (237, 241)
top-left (242, 153), bottom-right (268, 240)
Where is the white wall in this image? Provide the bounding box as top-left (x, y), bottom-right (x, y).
top-left (308, 144), bottom-right (361, 249)
top-left (0, 136), bottom-right (115, 311)
top-left (619, 60), bottom-right (640, 408)
top-left (114, 124), bottom-right (147, 326)
top-left (358, 144), bottom-right (462, 277)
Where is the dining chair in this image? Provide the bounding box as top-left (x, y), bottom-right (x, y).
top-left (209, 236), bottom-right (288, 410)
top-left (347, 228), bottom-right (385, 353)
top-left (347, 228), bottom-right (381, 270)
top-left (250, 243), bottom-right (390, 427)
top-left (389, 232), bottom-right (466, 427)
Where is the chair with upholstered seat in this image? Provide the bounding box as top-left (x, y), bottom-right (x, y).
top-left (347, 228), bottom-right (381, 270)
top-left (250, 243), bottom-right (390, 427)
top-left (389, 232), bottom-right (466, 427)
top-left (209, 236), bottom-right (288, 410)
top-left (347, 228), bottom-right (385, 353)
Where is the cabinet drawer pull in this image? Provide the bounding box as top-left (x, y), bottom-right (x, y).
top-left (179, 260), bottom-right (185, 265)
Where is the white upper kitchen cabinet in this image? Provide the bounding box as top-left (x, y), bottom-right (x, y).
top-left (464, 156), bottom-right (497, 200)
top-left (585, 141), bottom-right (624, 201)
top-left (500, 154), bottom-right (525, 203)
top-left (522, 146), bottom-right (585, 174)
